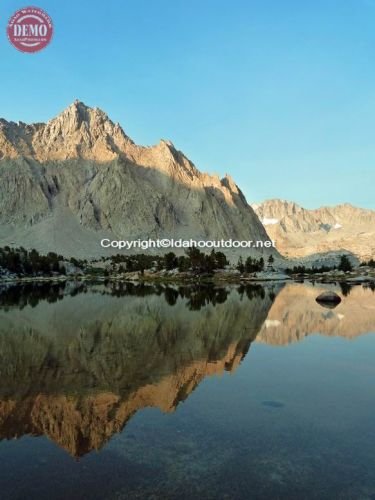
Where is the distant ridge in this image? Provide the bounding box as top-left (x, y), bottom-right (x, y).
top-left (253, 199), bottom-right (375, 260)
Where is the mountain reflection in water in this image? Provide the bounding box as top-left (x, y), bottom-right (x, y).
top-left (0, 282), bottom-right (274, 457)
top-left (0, 281), bottom-right (374, 460)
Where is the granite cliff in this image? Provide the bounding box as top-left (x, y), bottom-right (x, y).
top-left (0, 101), bottom-right (273, 259)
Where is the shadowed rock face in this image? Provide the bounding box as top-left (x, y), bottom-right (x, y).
top-left (0, 101), bottom-right (273, 259)
top-left (0, 284), bottom-right (275, 457)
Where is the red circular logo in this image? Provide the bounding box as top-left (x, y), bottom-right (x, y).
top-left (7, 6), bottom-right (53, 53)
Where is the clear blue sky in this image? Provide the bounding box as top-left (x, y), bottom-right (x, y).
top-left (1, 0), bottom-right (374, 208)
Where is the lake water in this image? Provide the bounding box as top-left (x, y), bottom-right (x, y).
top-left (0, 281), bottom-right (374, 499)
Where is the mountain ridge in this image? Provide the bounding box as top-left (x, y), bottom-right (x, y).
top-left (253, 199), bottom-right (375, 260)
top-left (0, 101), bottom-right (273, 259)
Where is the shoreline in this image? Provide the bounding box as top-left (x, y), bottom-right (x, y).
top-left (1, 270), bottom-right (374, 287)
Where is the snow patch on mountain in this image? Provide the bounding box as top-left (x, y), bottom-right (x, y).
top-left (262, 218), bottom-right (279, 226)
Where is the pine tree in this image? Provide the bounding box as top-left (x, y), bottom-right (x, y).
top-left (338, 255), bottom-right (353, 272)
top-left (237, 256), bottom-right (245, 273)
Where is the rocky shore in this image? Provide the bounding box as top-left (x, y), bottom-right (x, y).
top-left (1, 265), bottom-right (374, 286)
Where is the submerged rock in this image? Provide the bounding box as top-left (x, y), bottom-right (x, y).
top-left (316, 291), bottom-right (342, 308)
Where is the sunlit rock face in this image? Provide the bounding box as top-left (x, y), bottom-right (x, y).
top-left (253, 199), bottom-right (375, 261)
top-left (0, 283), bottom-right (275, 457)
top-left (0, 101), bottom-right (273, 259)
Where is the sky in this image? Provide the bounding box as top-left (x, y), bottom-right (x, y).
top-left (1, 0), bottom-right (375, 209)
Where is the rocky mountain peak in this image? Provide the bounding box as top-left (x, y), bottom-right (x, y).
top-left (0, 101), bottom-right (136, 162)
top-left (221, 174), bottom-right (240, 193)
top-left (51, 100), bottom-right (111, 132)
top-left (0, 102), bottom-right (274, 259)
top-left (159, 139), bottom-right (174, 148)
top-left (32, 100), bottom-right (132, 161)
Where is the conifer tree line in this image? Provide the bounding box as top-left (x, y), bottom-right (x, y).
top-left (1, 245), bottom-right (368, 278)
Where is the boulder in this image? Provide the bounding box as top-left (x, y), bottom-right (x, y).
top-left (315, 291), bottom-right (342, 307)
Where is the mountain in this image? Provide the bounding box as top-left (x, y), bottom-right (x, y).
top-left (0, 101), bottom-right (273, 259)
top-left (252, 199), bottom-right (375, 261)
